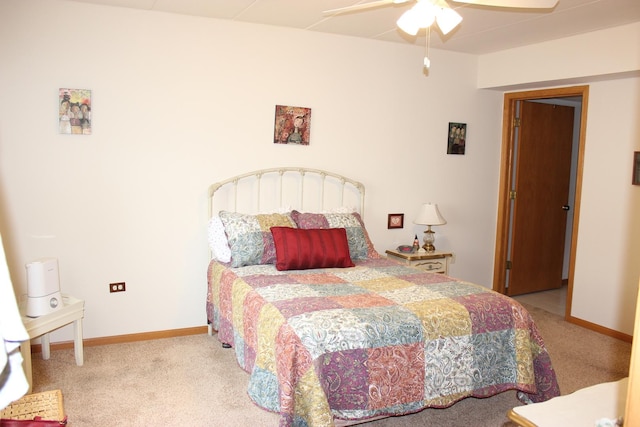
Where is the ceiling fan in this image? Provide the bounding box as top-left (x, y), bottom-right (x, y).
top-left (324, 0), bottom-right (559, 16)
top-left (323, 0), bottom-right (559, 71)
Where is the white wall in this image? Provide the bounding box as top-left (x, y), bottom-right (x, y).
top-left (477, 22), bottom-right (640, 89)
top-left (0, 0), bottom-right (502, 342)
top-left (572, 77), bottom-right (640, 333)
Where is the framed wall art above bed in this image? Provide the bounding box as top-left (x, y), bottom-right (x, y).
top-left (205, 167), bottom-right (559, 427)
top-left (273, 105), bottom-right (311, 145)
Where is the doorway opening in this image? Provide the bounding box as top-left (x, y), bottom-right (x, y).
top-left (493, 86), bottom-right (589, 319)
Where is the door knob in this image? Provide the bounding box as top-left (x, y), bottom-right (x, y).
top-left (562, 205), bottom-right (570, 211)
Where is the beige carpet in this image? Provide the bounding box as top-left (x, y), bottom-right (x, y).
top-left (29, 304), bottom-right (631, 426)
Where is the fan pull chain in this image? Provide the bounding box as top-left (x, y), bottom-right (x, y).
top-left (424, 26), bottom-right (431, 70)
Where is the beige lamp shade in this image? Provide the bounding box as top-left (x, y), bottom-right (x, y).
top-left (414, 203), bottom-right (446, 226)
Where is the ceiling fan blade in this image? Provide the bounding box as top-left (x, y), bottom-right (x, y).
top-left (323, 0), bottom-right (411, 16)
top-left (451, 0), bottom-right (557, 8)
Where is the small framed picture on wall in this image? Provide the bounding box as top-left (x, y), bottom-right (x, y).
top-left (387, 213), bottom-right (404, 229)
top-left (59, 88), bottom-right (92, 135)
top-left (447, 122), bottom-right (466, 155)
top-left (633, 151), bottom-right (640, 186)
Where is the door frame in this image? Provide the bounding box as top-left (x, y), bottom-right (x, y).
top-left (492, 85), bottom-right (589, 319)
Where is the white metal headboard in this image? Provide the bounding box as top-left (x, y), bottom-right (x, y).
top-left (208, 167), bottom-right (365, 219)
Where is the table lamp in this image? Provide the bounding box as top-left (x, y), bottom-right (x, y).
top-left (414, 203), bottom-right (446, 253)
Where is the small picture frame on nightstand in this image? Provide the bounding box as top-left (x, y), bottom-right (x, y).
top-left (387, 213), bottom-right (404, 229)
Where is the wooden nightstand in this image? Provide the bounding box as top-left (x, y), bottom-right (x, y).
top-left (385, 249), bottom-right (452, 274)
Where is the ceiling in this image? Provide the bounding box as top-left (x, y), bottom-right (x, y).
top-left (67, 0), bottom-right (640, 54)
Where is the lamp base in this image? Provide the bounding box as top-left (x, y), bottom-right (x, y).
top-left (422, 243), bottom-right (435, 253)
top-left (423, 228), bottom-right (436, 253)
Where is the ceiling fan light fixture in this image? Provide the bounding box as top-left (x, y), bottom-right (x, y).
top-left (397, 9), bottom-right (421, 35)
top-left (413, 1), bottom-right (437, 27)
top-left (397, 1), bottom-right (436, 36)
top-left (435, 7), bottom-right (462, 35)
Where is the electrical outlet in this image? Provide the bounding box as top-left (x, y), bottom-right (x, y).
top-left (109, 282), bottom-right (126, 293)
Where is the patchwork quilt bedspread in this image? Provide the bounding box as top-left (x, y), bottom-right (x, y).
top-left (207, 257), bottom-right (559, 427)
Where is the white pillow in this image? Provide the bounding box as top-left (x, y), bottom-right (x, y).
top-left (207, 216), bottom-right (231, 262)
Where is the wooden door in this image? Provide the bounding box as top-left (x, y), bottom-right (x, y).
top-left (507, 101), bottom-right (574, 296)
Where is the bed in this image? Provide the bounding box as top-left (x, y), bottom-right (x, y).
top-left (206, 167), bottom-right (559, 427)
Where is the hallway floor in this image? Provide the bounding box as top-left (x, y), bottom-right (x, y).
top-left (513, 285), bottom-right (567, 317)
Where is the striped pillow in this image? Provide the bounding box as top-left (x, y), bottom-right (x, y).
top-left (270, 227), bottom-right (354, 271)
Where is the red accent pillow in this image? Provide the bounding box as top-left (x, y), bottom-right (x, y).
top-left (270, 227), bottom-right (355, 271)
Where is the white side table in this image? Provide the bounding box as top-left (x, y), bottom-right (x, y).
top-left (20, 294), bottom-right (85, 392)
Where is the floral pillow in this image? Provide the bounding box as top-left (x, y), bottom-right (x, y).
top-left (290, 210), bottom-right (379, 260)
top-left (219, 211), bottom-right (296, 267)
